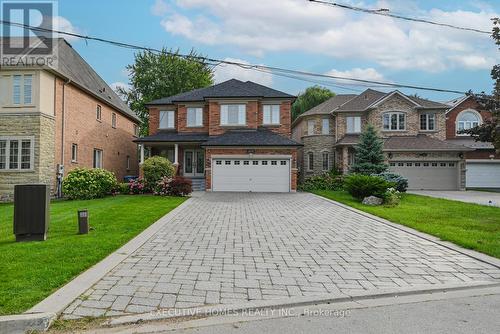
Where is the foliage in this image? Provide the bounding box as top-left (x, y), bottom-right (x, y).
top-left (142, 156), bottom-right (175, 189)
top-left (117, 183), bottom-right (131, 195)
top-left (343, 174), bottom-right (394, 200)
top-left (373, 172), bottom-right (408, 192)
top-left (463, 18), bottom-right (500, 151)
top-left (299, 173), bottom-right (344, 191)
top-left (154, 176), bottom-right (172, 196)
top-left (383, 187), bottom-right (402, 207)
top-left (62, 168), bottom-right (117, 200)
top-left (0, 195), bottom-right (186, 315)
top-left (117, 49), bottom-right (214, 135)
top-left (350, 125), bottom-right (388, 174)
top-left (291, 86), bottom-right (335, 120)
top-left (129, 178), bottom-right (147, 194)
top-left (167, 177), bottom-right (193, 197)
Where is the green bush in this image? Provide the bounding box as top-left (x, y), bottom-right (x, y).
top-left (383, 187), bottom-right (402, 207)
top-left (344, 174), bottom-right (394, 200)
top-left (299, 173), bottom-right (344, 191)
top-left (62, 168), bottom-right (117, 200)
top-left (117, 182), bottom-right (131, 195)
top-left (373, 172), bottom-right (408, 192)
top-left (142, 156), bottom-right (175, 188)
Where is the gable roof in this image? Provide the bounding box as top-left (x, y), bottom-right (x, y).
top-left (147, 79), bottom-right (295, 105)
top-left (384, 135), bottom-right (473, 151)
top-left (299, 94), bottom-right (356, 117)
top-left (1, 38), bottom-right (139, 122)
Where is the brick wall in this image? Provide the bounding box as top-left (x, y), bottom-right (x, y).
top-left (446, 97), bottom-right (493, 139)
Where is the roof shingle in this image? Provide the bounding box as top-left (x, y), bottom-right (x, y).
top-left (201, 129), bottom-right (302, 147)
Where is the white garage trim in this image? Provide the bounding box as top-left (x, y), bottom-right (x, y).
top-left (466, 160), bottom-right (500, 189)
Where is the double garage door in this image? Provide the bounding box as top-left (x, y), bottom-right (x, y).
top-left (389, 161), bottom-right (459, 190)
top-left (466, 161), bottom-right (500, 189)
top-left (212, 158), bottom-right (290, 192)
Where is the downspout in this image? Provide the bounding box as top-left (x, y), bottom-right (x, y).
top-left (57, 78), bottom-right (71, 198)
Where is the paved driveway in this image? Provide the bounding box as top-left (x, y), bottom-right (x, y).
top-left (409, 190), bottom-right (500, 207)
top-left (63, 193), bottom-right (500, 319)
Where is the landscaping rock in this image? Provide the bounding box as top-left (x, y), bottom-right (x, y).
top-left (362, 196), bottom-right (383, 206)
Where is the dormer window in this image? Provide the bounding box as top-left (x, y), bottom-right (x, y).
top-left (456, 110), bottom-right (480, 135)
top-left (383, 112), bottom-right (405, 131)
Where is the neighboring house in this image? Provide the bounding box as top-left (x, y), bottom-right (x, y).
top-left (0, 38), bottom-right (140, 201)
top-left (445, 95), bottom-right (500, 189)
top-left (135, 79), bottom-right (301, 192)
top-left (293, 89), bottom-right (472, 190)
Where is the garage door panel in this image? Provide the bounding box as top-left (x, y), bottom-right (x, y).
top-left (466, 162), bottom-right (500, 188)
top-left (389, 161), bottom-right (459, 190)
top-left (212, 159), bottom-right (290, 193)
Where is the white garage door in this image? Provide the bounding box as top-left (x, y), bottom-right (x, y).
top-left (212, 158), bottom-right (290, 192)
top-left (466, 161), bottom-right (500, 188)
top-left (389, 161), bottom-right (459, 190)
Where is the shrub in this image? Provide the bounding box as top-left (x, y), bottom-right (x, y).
top-left (62, 168), bottom-right (117, 200)
top-left (373, 172), bottom-right (408, 192)
top-left (129, 178), bottom-right (147, 194)
top-left (299, 173), bottom-right (344, 191)
top-left (142, 156), bottom-right (175, 188)
top-left (383, 187), bottom-right (402, 207)
top-left (117, 182), bottom-right (131, 195)
top-left (344, 174), bottom-right (394, 200)
top-left (168, 177), bottom-right (193, 196)
top-left (154, 176), bottom-right (173, 196)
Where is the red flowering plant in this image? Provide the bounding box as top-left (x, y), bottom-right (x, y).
top-left (129, 178), bottom-right (147, 194)
top-left (154, 176), bottom-right (173, 196)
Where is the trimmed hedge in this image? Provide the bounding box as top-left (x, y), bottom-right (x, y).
top-left (344, 174), bottom-right (394, 200)
top-left (142, 156), bottom-right (175, 189)
top-left (62, 168), bottom-right (117, 200)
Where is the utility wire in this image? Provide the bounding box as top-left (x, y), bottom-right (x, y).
top-left (0, 19), bottom-right (470, 95)
top-left (308, 0), bottom-right (491, 35)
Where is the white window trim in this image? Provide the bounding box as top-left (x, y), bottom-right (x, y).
top-left (382, 112), bottom-right (406, 131)
top-left (186, 107), bottom-right (203, 127)
top-left (456, 109), bottom-right (482, 136)
top-left (420, 113), bottom-right (436, 131)
top-left (346, 116), bottom-right (361, 134)
top-left (93, 149), bottom-right (103, 169)
top-left (71, 143), bottom-right (78, 163)
top-left (11, 74), bottom-right (34, 106)
top-left (321, 118), bottom-right (330, 135)
top-left (159, 110), bottom-right (175, 129)
top-left (263, 104), bottom-right (281, 125)
top-left (307, 152), bottom-right (314, 171)
top-left (0, 136), bottom-right (35, 172)
top-left (220, 104), bottom-right (246, 126)
top-left (96, 105), bottom-right (102, 121)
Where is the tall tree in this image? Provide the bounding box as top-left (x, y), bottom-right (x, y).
top-left (465, 18), bottom-right (500, 151)
top-left (291, 86), bottom-right (335, 120)
top-left (118, 49), bottom-right (214, 135)
top-left (350, 125), bottom-right (388, 174)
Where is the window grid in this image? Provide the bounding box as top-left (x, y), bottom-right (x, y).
top-left (159, 110), bottom-right (175, 129)
top-left (307, 152), bottom-right (314, 171)
top-left (96, 105), bottom-right (102, 120)
top-left (322, 152), bottom-right (329, 171)
top-left (383, 112), bottom-right (406, 131)
top-left (263, 105), bottom-right (280, 125)
top-left (322, 118), bottom-right (330, 135)
top-left (346, 116), bottom-right (361, 133)
top-left (0, 138), bottom-right (34, 171)
top-left (221, 104), bottom-right (246, 125)
top-left (187, 107), bottom-right (203, 127)
top-left (420, 113), bottom-right (435, 131)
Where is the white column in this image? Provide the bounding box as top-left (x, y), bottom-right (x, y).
top-left (174, 143), bottom-right (179, 165)
top-left (140, 144), bottom-right (145, 164)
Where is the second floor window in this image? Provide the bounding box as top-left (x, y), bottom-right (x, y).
top-left (12, 74), bottom-right (33, 105)
top-left (322, 118), bottom-right (330, 134)
top-left (221, 104), bottom-right (246, 125)
top-left (383, 112), bottom-right (406, 131)
top-left (307, 120), bottom-right (315, 135)
top-left (133, 124), bottom-right (139, 136)
top-left (187, 107), bottom-right (203, 127)
top-left (457, 111), bottom-right (480, 134)
top-left (420, 113), bottom-right (435, 131)
top-left (112, 113), bottom-right (117, 128)
top-left (96, 105), bottom-right (102, 121)
top-left (71, 144), bottom-right (78, 162)
top-left (346, 116), bottom-right (361, 133)
top-left (159, 110), bottom-right (175, 129)
top-left (263, 105), bottom-right (280, 125)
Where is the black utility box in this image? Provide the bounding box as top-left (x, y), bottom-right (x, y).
top-left (14, 184), bottom-right (50, 242)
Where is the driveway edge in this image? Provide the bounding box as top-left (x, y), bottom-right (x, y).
top-left (27, 197), bottom-right (193, 316)
top-left (311, 193), bottom-right (500, 269)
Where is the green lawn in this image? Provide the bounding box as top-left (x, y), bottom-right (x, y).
top-left (313, 190), bottom-right (500, 259)
top-left (0, 195), bottom-right (186, 315)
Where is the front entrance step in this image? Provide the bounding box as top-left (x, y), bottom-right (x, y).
top-left (190, 178), bottom-right (205, 191)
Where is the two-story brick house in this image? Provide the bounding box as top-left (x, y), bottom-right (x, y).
top-left (293, 89), bottom-right (472, 190)
top-left (135, 79), bottom-right (301, 192)
top-left (0, 38), bottom-right (140, 201)
top-left (445, 95), bottom-right (500, 189)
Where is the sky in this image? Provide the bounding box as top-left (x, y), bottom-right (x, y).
top-left (49, 0), bottom-right (500, 101)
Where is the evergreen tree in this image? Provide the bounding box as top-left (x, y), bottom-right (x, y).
top-left (350, 125), bottom-right (388, 174)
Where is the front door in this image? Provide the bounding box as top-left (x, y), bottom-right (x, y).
top-left (184, 150), bottom-right (205, 177)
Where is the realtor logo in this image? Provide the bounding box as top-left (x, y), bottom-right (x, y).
top-left (1, 0), bottom-right (58, 67)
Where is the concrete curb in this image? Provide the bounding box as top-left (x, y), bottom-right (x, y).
top-left (311, 193), bottom-right (500, 269)
top-left (27, 197), bottom-right (193, 317)
top-left (104, 281), bottom-right (500, 327)
top-left (0, 312), bottom-right (55, 334)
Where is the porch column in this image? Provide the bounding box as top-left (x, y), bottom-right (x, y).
top-left (140, 144), bottom-right (145, 164)
top-left (174, 143), bottom-right (179, 165)
top-left (342, 146), bottom-right (349, 174)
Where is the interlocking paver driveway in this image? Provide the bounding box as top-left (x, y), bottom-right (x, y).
top-left (63, 193), bottom-right (500, 318)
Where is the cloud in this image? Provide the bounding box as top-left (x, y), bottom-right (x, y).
top-left (110, 81), bottom-right (131, 94)
top-left (326, 68), bottom-right (386, 82)
top-left (158, 0), bottom-right (499, 72)
top-left (213, 58), bottom-right (273, 86)
top-left (151, 0), bottom-right (169, 16)
top-left (52, 16), bottom-right (80, 41)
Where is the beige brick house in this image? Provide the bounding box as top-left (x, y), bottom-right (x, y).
top-left (0, 39), bottom-right (140, 201)
top-left (292, 89), bottom-right (473, 190)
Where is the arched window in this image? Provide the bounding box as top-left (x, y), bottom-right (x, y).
top-left (456, 110), bottom-right (481, 134)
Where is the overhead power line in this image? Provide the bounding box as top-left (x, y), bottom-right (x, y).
top-left (308, 0), bottom-right (491, 35)
top-left (0, 19), bottom-right (470, 95)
